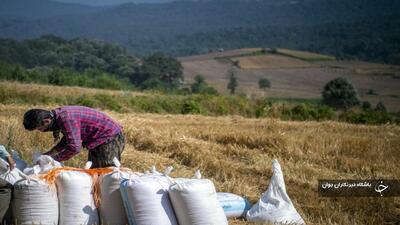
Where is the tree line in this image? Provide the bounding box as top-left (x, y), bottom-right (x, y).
top-left (0, 36), bottom-right (186, 91)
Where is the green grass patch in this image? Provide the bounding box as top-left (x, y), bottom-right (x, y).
top-left (1, 81), bottom-right (398, 125)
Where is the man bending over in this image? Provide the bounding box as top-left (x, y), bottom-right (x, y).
top-left (23, 106), bottom-right (124, 168)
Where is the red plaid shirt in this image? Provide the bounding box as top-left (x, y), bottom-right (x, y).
top-left (46, 106), bottom-right (122, 162)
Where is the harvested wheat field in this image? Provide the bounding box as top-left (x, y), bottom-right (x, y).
top-left (0, 104), bottom-right (399, 225)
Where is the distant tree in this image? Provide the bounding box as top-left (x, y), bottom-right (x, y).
top-left (361, 101), bottom-right (372, 110)
top-left (258, 78), bottom-right (271, 94)
top-left (366, 89), bottom-right (377, 95)
top-left (269, 48), bottom-right (278, 54)
top-left (322, 77), bottom-right (360, 109)
top-left (191, 74), bottom-right (218, 95)
top-left (375, 101), bottom-right (387, 112)
top-left (11, 65), bottom-right (27, 81)
top-left (134, 52), bottom-right (183, 90)
top-left (227, 70), bottom-right (238, 95)
top-left (261, 48), bottom-right (267, 54)
top-left (191, 75), bottom-right (206, 93)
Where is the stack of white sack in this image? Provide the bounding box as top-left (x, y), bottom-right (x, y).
top-left (246, 159), bottom-right (305, 225)
top-left (120, 167), bottom-right (178, 225)
top-left (98, 158), bottom-right (141, 225)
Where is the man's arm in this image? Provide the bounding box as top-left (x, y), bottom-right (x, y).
top-left (0, 145), bottom-right (15, 170)
top-left (44, 136), bottom-right (67, 158)
top-left (44, 114), bottom-right (82, 162)
top-left (7, 155), bottom-right (15, 170)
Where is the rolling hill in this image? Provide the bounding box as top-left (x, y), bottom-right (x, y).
top-left (179, 49), bottom-right (400, 112)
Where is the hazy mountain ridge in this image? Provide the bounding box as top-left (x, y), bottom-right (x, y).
top-left (54, 0), bottom-right (175, 6)
top-left (0, 0), bottom-right (399, 62)
top-left (0, 0), bottom-right (100, 19)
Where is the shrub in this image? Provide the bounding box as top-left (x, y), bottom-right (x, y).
top-left (182, 100), bottom-right (201, 114)
top-left (361, 101), bottom-right (372, 110)
top-left (339, 109), bottom-right (393, 124)
top-left (366, 89), bottom-right (378, 95)
top-left (255, 100), bottom-right (272, 118)
top-left (375, 101), bottom-right (387, 112)
top-left (322, 77), bottom-right (360, 109)
top-left (74, 95), bottom-right (97, 108)
top-left (282, 104), bottom-right (335, 121)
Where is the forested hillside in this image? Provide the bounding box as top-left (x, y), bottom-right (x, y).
top-left (0, 35), bottom-right (139, 78)
top-left (0, 36), bottom-right (186, 91)
top-left (0, 0), bottom-right (399, 63)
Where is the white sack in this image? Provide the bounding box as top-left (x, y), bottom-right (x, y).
top-left (23, 154), bottom-right (62, 175)
top-left (246, 159), bottom-right (305, 225)
top-left (217, 192), bottom-right (252, 218)
top-left (169, 178), bottom-right (228, 225)
top-left (12, 178), bottom-right (58, 225)
top-left (0, 188), bottom-right (11, 221)
top-left (99, 169), bottom-right (139, 225)
top-left (120, 175), bottom-right (178, 225)
top-left (0, 158), bottom-right (24, 186)
top-left (56, 171), bottom-right (99, 225)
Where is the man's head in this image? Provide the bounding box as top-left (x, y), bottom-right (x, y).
top-left (23, 109), bottom-right (53, 132)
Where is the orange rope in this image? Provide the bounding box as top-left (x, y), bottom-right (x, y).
top-left (40, 167), bottom-right (131, 207)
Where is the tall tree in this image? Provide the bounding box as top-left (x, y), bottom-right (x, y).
top-left (227, 70), bottom-right (238, 95)
top-left (191, 74), bottom-right (206, 94)
top-left (258, 78), bottom-right (271, 94)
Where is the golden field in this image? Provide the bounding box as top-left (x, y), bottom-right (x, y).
top-left (0, 102), bottom-right (399, 225)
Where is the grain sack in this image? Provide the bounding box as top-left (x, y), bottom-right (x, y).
top-left (169, 178), bottom-right (228, 225)
top-left (12, 178), bottom-right (58, 225)
top-left (99, 168), bottom-right (139, 225)
top-left (56, 170), bottom-right (99, 225)
top-left (217, 192), bottom-right (251, 218)
top-left (120, 175), bottom-right (178, 225)
top-left (246, 159), bottom-right (305, 224)
top-left (0, 158), bottom-right (24, 186)
top-left (0, 188), bottom-right (11, 221)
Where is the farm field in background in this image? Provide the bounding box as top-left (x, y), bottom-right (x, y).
top-left (231, 54), bottom-right (319, 69)
top-left (0, 103), bottom-right (399, 225)
top-left (179, 49), bottom-right (400, 112)
top-left (276, 49), bottom-right (336, 61)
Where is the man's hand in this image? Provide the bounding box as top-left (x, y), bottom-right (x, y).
top-left (7, 156), bottom-right (15, 170)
